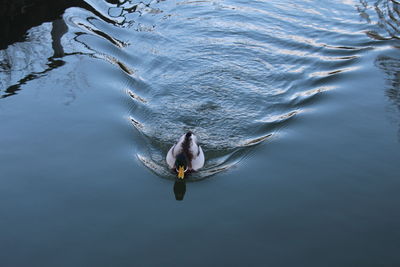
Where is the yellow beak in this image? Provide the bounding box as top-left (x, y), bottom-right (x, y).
top-left (177, 166), bottom-right (185, 179)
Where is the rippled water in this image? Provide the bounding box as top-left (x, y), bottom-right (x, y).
top-left (1, 0), bottom-right (400, 266)
top-left (57, 0), bottom-right (396, 179)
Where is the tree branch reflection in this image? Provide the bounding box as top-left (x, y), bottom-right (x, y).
top-left (357, 0), bottom-right (400, 40)
top-left (358, 0), bottom-right (400, 139)
top-left (376, 55), bottom-right (400, 139)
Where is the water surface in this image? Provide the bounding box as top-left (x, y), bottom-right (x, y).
top-left (1, 0), bottom-right (400, 266)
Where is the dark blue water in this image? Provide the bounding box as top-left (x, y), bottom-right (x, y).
top-left (1, 0), bottom-right (400, 266)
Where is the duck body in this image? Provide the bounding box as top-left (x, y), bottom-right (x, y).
top-left (166, 132), bottom-right (205, 179)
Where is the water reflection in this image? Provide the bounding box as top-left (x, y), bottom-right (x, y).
top-left (1, 58), bottom-right (66, 99)
top-left (358, 0), bottom-right (400, 138)
top-left (0, 0), bottom-right (75, 99)
top-left (357, 0), bottom-right (400, 40)
top-left (104, 0), bottom-right (163, 28)
top-left (0, 18), bottom-right (68, 100)
top-left (376, 55), bottom-right (400, 139)
top-left (0, 0), bottom-right (123, 100)
top-left (0, 19), bottom-right (68, 98)
top-left (173, 180), bottom-right (187, 201)
top-left (0, 1), bottom-right (79, 50)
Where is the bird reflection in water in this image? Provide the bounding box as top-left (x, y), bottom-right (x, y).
top-left (173, 180), bottom-right (186, 201)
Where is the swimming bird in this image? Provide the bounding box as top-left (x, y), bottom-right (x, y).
top-left (166, 131), bottom-right (205, 179)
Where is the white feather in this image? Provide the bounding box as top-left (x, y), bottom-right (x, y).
top-left (165, 133), bottom-right (205, 171)
top-left (191, 145), bottom-right (205, 170)
top-left (166, 145), bottom-right (176, 169)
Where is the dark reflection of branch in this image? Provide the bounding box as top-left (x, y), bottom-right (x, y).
top-left (51, 19), bottom-right (68, 58)
top-left (173, 180), bottom-right (186, 201)
top-left (1, 58), bottom-right (65, 99)
top-left (104, 0), bottom-right (163, 28)
top-left (357, 0), bottom-right (400, 40)
top-left (357, 0), bottom-right (400, 139)
top-left (375, 55), bottom-right (400, 139)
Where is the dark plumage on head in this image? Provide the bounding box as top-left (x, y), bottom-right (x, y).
top-left (175, 153), bottom-right (188, 170)
top-left (174, 132), bottom-right (195, 179)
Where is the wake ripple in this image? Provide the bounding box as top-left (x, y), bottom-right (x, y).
top-left (63, 0), bottom-right (374, 180)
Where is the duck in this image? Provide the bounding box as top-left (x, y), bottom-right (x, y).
top-left (166, 131), bottom-right (205, 179)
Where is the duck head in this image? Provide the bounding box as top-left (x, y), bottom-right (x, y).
top-left (175, 153), bottom-right (188, 179)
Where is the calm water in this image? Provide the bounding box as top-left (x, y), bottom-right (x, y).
top-left (1, 0), bottom-right (400, 266)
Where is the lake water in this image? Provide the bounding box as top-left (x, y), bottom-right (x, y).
top-left (1, 0), bottom-right (400, 266)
